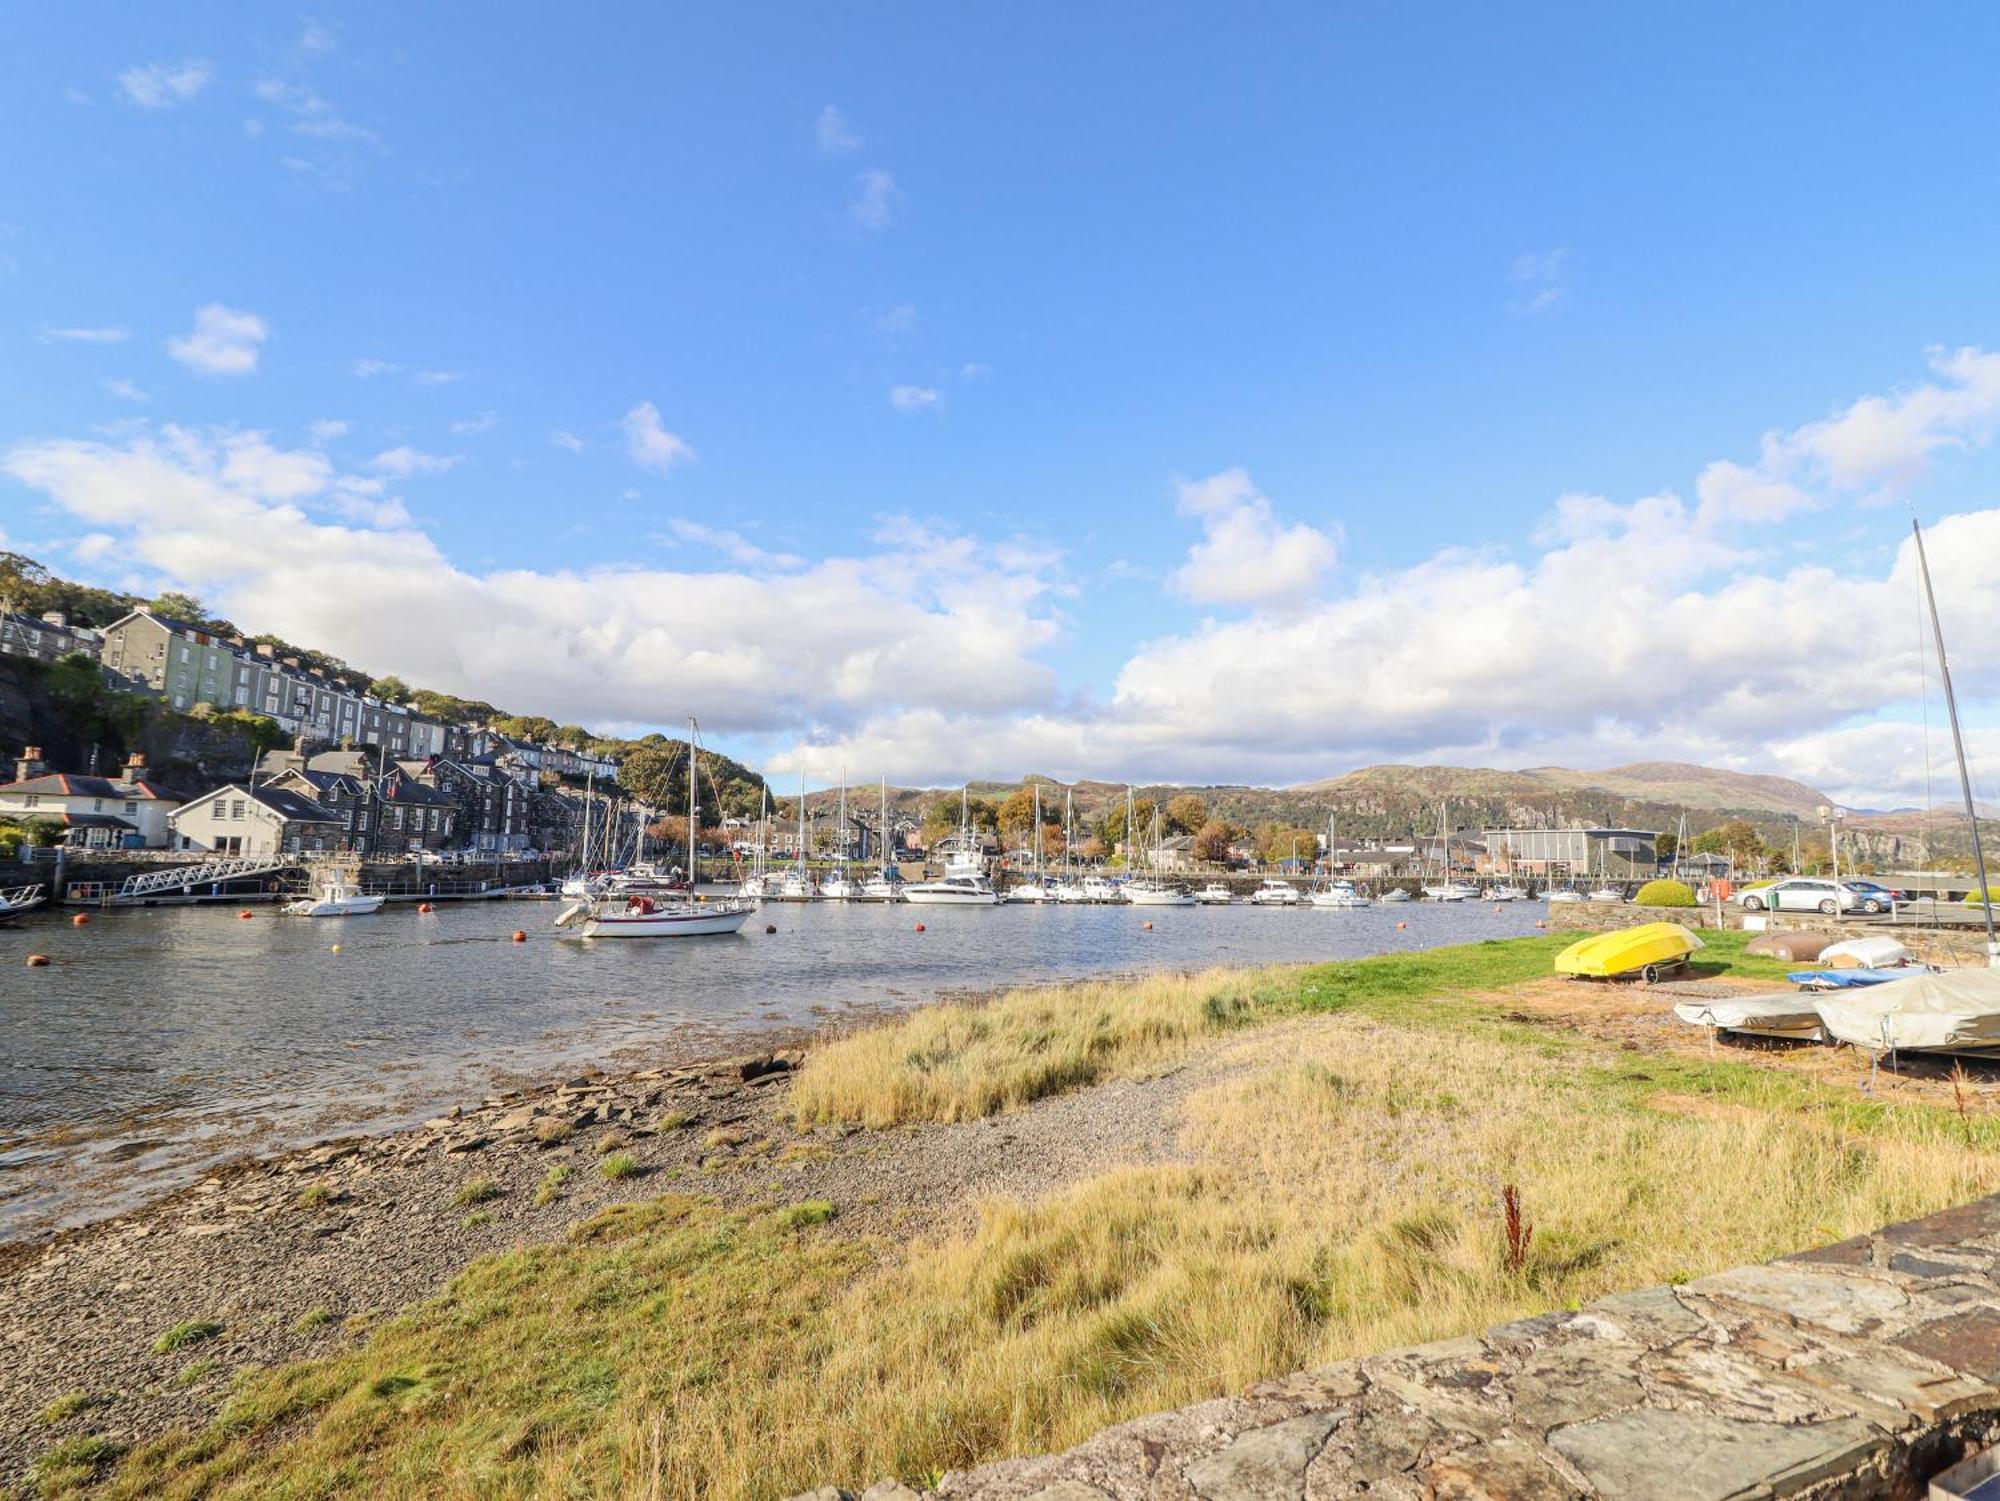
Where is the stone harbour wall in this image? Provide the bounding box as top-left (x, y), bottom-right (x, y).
top-left (799, 1195), bottom-right (2000, 1500)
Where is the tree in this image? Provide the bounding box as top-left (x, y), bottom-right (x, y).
top-left (1193, 819), bottom-right (1234, 864)
top-left (997, 787), bottom-right (1043, 839)
top-left (618, 742), bottom-right (687, 811)
top-left (1255, 822), bottom-right (1319, 864)
top-left (151, 591), bottom-right (232, 632)
top-left (1692, 819), bottom-right (1765, 867)
top-left (1099, 798), bottom-right (1156, 848)
top-left (373, 675), bottom-right (411, 704)
top-left (1655, 830), bottom-right (1679, 861)
top-left (1164, 795), bottom-right (1209, 835)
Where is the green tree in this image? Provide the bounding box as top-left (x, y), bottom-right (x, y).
top-left (373, 675), bottom-right (411, 704)
top-left (1099, 798), bottom-right (1156, 848)
top-left (1164, 794), bottom-right (1209, 835)
top-left (1193, 819), bottom-right (1234, 864)
top-left (1692, 819), bottom-right (1765, 868)
top-left (618, 742), bottom-right (687, 811)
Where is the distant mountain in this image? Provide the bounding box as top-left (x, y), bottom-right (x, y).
top-left (1293, 760), bottom-right (1831, 823)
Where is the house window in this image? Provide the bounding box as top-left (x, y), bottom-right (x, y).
top-left (124, 801), bottom-right (138, 815)
top-left (23, 794), bottom-right (39, 808)
top-left (230, 799), bottom-right (245, 820)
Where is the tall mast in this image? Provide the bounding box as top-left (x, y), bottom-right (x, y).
top-left (1913, 519), bottom-right (1998, 964)
top-left (685, 717), bottom-right (698, 888)
top-left (837, 774), bottom-right (848, 881)
top-left (1032, 782), bottom-right (1041, 878)
top-left (880, 775), bottom-right (888, 872)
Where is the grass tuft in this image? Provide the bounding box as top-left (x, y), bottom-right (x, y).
top-left (292, 1307), bottom-right (335, 1335)
top-left (531, 1117), bottom-right (573, 1145)
top-left (31, 1434), bottom-right (127, 1494)
top-left (774, 1200), bottom-right (837, 1231)
top-left (599, 1152), bottom-right (642, 1181)
top-left (37, 1390), bottom-right (102, 1425)
top-left (151, 1320), bottom-right (222, 1356)
top-left (451, 1178), bottom-right (502, 1208)
top-left (535, 1165), bottom-right (571, 1206)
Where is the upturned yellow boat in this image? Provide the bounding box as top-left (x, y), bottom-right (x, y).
top-left (1554, 921), bottom-right (1705, 981)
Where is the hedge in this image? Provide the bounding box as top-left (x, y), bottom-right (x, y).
top-left (1634, 878), bottom-right (1698, 908)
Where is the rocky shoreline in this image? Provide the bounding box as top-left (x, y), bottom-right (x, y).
top-left (2, 1020), bottom-right (1190, 1489)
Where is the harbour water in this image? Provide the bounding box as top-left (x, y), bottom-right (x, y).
top-left (0, 897), bottom-right (1543, 1238)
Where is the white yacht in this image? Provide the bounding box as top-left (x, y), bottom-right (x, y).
top-left (1007, 878), bottom-right (1057, 902)
top-left (1588, 885), bottom-right (1626, 904)
top-left (818, 872), bottom-right (860, 900)
top-left (1128, 881), bottom-right (1196, 906)
top-left (1484, 884), bottom-right (1529, 902)
top-left (1196, 882), bottom-right (1234, 905)
top-left (766, 867), bottom-right (818, 902)
top-left (857, 869), bottom-right (905, 902)
top-left (1546, 887), bottom-right (1585, 904)
top-left (904, 872), bottom-right (1002, 905)
top-left (1378, 886), bottom-right (1413, 903)
top-left (1309, 881), bottom-right (1370, 909)
top-left (1081, 874), bottom-right (1124, 903)
top-left (284, 873), bottom-right (384, 917)
top-left (1422, 882), bottom-right (1481, 902)
top-left (1250, 878), bottom-right (1302, 906)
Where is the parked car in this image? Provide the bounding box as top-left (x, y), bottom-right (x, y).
top-left (1840, 879), bottom-right (1902, 914)
top-left (1731, 878), bottom-right (1875, 915)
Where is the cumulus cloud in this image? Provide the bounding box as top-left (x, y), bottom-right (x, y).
top-left (664, 519), bottom-right (804, 571)
top-left (368, 446), bottom-right (459, 477)
top-left (816, 104), bottom-right (859, 153)
top-left (309, 419), bottom-right (349, 444)
top-left (166, 304), bottom-right (268, 375)
top-left (851, 169), bottom-right (897, 230)
top-left (102, 378), bottom-right (147, 402)
top-left (3, 425), bottom-right (1062, 736)
top-left (621, 401), bottom-right (694, 472)
top-left (42, 326), bottom-right (129, 344)
top-left (889, 385), bottom-right (940, 412)
top-left (549, 429), bottom-right (585, 454)
top-left (119, 59), bottom-right (211, 108)
top-left (1168, 469), bottom-right (1338, 608)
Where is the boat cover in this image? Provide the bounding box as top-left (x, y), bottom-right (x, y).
top-left (1787, 968), bottom-right (1911, 990)
top-left (1672, 996), bottom-right (1824, 1036)
top-left (1745, 932), bottom-right (1834, 962)
top-left (1818, 937), bottom-right (1912, 969)
top-left (1816, 969), bottom-right (2000, 1052)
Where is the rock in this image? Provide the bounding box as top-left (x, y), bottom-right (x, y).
top-left (1023, 1484), bottom-right (1114, 1501)
top-left (1183, 1412), bottom-right (1339, 1501)
top-left (1686, 1264), bottom-right (1909, 1336)
top-left (858, 1484), bottom-right (921, 1501)
top-left (782, 1491), bottom-right (854, 1501)
top-left (740, 1055), bottom-right (792, 1082)
top-left (443, 1134), bottom-right (491, 1155)
top-left (1549, 1411), bottom-right (1883, 1501)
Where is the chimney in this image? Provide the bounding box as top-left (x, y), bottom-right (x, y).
top-left (15, 746), bottom-right (45, 782)
top-left (123, 750), bottom-right (148, 782)
top-left (256, 643), bottom-right (275, 659)
top-left (40, 611), bottom-right (67, 628)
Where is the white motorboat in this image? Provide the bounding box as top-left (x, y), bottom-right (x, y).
top-left (1250, 878), bottom-right (1302, 906)
top-left (1053, 878), bottom-right (1091, 903)
top-left (1196, 882), bottom-right (1234, 905)
top-left (560, 873), bottom-right (606, 899)
top-left (818, 873), bottom-right (861, 900)
top-left (554, 717), bottom-right (756, 939)
top-left (1547, 887), bottom-right (1585, 904)
top-left (1588, 886), bottom-right (1626, 904)
top-left (556, 891), bottom-right (754, 937)
top-left (284, 875), bottom-right (384, 917)
top-left (1309, 881), bottom-right (1370, 909)
top-left (904, 873), bottom-right (1002, 906)
top-left (1006, 879), bottom-right (1057, 902)
top-left (1127, 881), bottom-right (1196, 906)
top-left (1672, 995), bottom-right (1827, 1042)
top-left (1485, 885), bottom-right (1528, 902)
top-left (857, 869), bottom-right (905, 902)
top-left (1422, 883), bottom-right (1480, 902)
top-left (1081, 874), bottom-right (1124, 903)
top-left (0, 882), bottom-right (47, 918)
top-left (606, 861), bottom-right (690, 897)
top-left (765, 867), bottom-right (817, 902)
top-left (1378, 886), bottom-right (1413, 903)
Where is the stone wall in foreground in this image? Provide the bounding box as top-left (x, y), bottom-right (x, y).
top-left (802, 1196), bottom-right (2000, 1500)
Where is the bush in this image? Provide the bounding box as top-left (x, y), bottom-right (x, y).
top-left (1634, 879), bottom-right (1697, 908)
top-left (1964, 886), bottom-right (2000, 907)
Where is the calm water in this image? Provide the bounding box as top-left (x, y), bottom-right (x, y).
top-left (0, 895), bottom-right (1542, 1237)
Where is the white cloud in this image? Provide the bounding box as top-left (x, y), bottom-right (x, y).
top-left (664, 519), bottom-right (805, 570)
top-left (166, 304), bottom-right (269, 376)
top-left (876, 303), bottom-right (918, 336)
top-left (102, 378), bottom-right (147, 402)
top-left (3, 425), bottom-right (1062, 737)
top-left (549, 429), bottom-right (586, 454)
top-left (351, 358), bottom-right (399, 378)
top-left (889, 385), bottom-right (941, 412)
top-left (621, 401), bottom-right (695, 472)
top-left (296, 21), bottom-right (337, 55)
top-left (1168, 469), bottom-right (1338, 608)
top-left (816, 104), bottom-right (860, 153)
top-left (451, 412), bottom-right (498, 435)
top-left (851, 169), bottom-right (897, 230)
top-left (961, 362), bottom-right (991, 379)
top-left (42, 326), bottom-right (129, 344)
top-left (1511, 247), bottom-right (1566, 315)
top-left (368, 446), bottom-right (460, 477)
top-left (252, 77), bottom-right (379, 146)
top-left (414, 370), bottom-right (461, 387)
top-left (119, 59), bottom-right (211, 108)
top-left (309, 419), bottom-right (349, 444)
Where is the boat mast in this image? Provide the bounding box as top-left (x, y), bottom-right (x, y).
top-left (1032, 782), bottom-right (1042, 880)
top-left (837, 774), bottom-right (848, 884)
top-left (1912, 518), bottom-right (1998, 965)
top-left (686, 716), bottom-right (698, 892)
top-left (879, 776), bottom-right (889, 874)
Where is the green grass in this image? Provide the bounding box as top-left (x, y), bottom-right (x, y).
top-left (172, 1359), bottom-right (221, 1389)
top-left (36, 1390), bottom-right (103, 1425)
top-left (296, 1181), bottom-right (340, 1210)
top-left (151, 1320), bottom-right (222, 1356)
top-left (774, 1200), bottom-right (837, 1231)
top-left (30, 1434), bottom-right (127, 1495)
top-left (293, 1308), bottom-right (336, 1335)
top-left (534, 1165), bottom-right (571, 1207)
top-left (462, 1211), bottom-right (495, 1229)
top-left (599, 1152), bottom-right (641, 1181)
top-left (451, 1179), bottom-right (502, 1208)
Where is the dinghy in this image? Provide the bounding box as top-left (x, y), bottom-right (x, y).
top-left (1817, 936), bottom-right (1912, 969)
top-left (1672, 995), bottom-right (1826, 1041)
top-left (1789, 968), bottom-right (1920, 991)
top-left (1554, 922), bottom-right (1704, 982)
top-left (1816, 969), bottom-right (2000, 1055)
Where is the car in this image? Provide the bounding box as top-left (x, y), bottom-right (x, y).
top-left (1731, 877), bottom-right (1874, 915)
top-left (1840, 879), bottom-right (1902, 915)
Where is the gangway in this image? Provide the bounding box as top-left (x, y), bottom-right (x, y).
top-left (67, 855), bottom-right (302, 906)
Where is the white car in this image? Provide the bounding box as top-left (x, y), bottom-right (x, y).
top-left (1732, 878), bottom-right (1867, 916)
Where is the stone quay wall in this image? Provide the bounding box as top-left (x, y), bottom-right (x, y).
top-left (801, 1195), bottom-right (2000, 1501)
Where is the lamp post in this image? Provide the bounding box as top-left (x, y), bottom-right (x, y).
top-left (1817, 803), bottom-right (1843, 913)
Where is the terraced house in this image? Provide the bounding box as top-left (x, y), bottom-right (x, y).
top-left (0, 748), bottom-right (184, 848)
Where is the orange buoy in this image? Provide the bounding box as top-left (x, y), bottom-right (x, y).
top-left (71, 913), bottom-right (89, 927)
top-left (238, 909), bottom-right (254, 919)
top-left (1535, 919), bottom-right (1547, 929)
top-left (764, 924), bottom-right (777, 934)
top-left (1142, 920), bottom-right (1154, 931)
top-left (1492, 904), bottom-right (1502, 913)
top-left (26, 953), bottom-right (51, 967)
top-left (1396, 920), bottom-right (1408, 930)
top-left (511, 930), bottom-right (528, 943)
top-left (913, 922), bottom-right (926, 933)
top-left (418, 902), bottom-right (434, 914)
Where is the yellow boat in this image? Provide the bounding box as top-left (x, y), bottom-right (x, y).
top-left (1554, 921), bottom-right (1705, 981)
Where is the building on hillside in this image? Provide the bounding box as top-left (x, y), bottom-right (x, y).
top-left (169, 784), bottom-right (345, 855)
top-left (406, 756), bottom-right (531, 852)
top-left (1151, 834), bottom-right (1200, 872)
top-left (0, 609), bottom-right (102, 665)
top-left (0, 748), bottom-right (186, 848)
top-left (301, 750), bottom-right (457, 854)
top-left (97, 609), bottom-right (449, 759)
top-left (1480, 827), bottom-right (1661, 880)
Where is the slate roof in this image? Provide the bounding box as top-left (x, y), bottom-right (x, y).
top-left (0, 772), bottom-right (185, 802)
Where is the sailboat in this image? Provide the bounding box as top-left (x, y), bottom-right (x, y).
top-left (818, 776), bottom-right (860, 899)
top-left (905, 787), bottom-right (1001, 905)
top-left (858, 777), bottom-right (905, 901)
top-left (1126, 789), bottom-right (1195, 906)
top-left (1007, 782), bottom-right (1057, 901)
top-left (1422, 802), bottom-right (1480, 901)
top-left (559, 770), bottom-right (603, 898)
top-left (767, 777), bottom-right (818, 901)
top-left (1053, 788), bottom-right (1090, 901)
top-left (555, 719), bottom-right (754, 938)
top-left (739, 783), bottom-right (774, 899)
top-left (1310, 813), bottom-right (1369, 907)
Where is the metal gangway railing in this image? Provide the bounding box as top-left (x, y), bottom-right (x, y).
top-left (67, 855), bottom-right (303, 905)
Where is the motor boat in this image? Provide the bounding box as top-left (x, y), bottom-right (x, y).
top-left (1006, 879), bottom-right (1058, 902)
top-left (1309, 881), bottom-right (1370, 909)
top-left (1196, 883), bottom-right (1234, 905)
top-left (1422, 882), bottom-right (1481, 902)
top-left (559, 872), bottom-right (607, 899)
top-left (903, 872), bottom-right (1002, 906)
top-left (1815, 969), bottom-right (2000, 1056)
top-left (1378, 886), bottom-right (1413, 903)
top-left (817, 872), bottom-right (861, 900)
top-left (1080, 874), bottom-right (1123, 903)
top-left (1587, 886), bottom-right (1626, 904)
top-left (1554, 922), bottom-right (1704, 982)
top-left (1127, 880), bottom-right (1196, 907)
top-left (856, 869), bottom-right (905, 902)
top-left (1250, 879), bottom-right (1302, 906)
top-left (284, 875), bottom-right (385, 917)
top-left (555, 890), bottom-right (754, 938)
top-left (765, 868), bottom-right (818, 902)
top-left (1053, 878), bottom-right (1091, 903)
top-left (0, 883), bottom-right (46, 919)
top-left (1485, 884), bottom-right (1528, 902)
top-left (1546, 887), bottom-right (1585, 904)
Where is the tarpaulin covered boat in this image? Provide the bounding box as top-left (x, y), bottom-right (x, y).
top-left (1672, 995), bottom-right (1826, 1041)
top-left (1554, 922), bottom-right (1705, 981)
top-left (1816, 969), bottom-right (2000, 1055)
top-left (1818, 936), bottom-right (1912, 969)
top-left (1788, 968), bottom-right (1918, 990)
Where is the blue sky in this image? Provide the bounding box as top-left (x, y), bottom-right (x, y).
top-left (5, 5), bottom-right (2000, 803)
